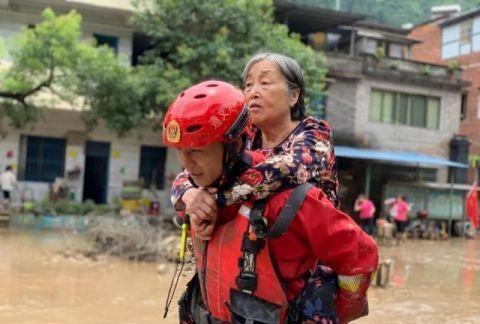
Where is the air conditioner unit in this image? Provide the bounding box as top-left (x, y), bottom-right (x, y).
top-left (431, 5), bottom-right (461, 19)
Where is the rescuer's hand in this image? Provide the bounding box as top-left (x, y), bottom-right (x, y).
top-left (184, 187), bottom-right (218, 240)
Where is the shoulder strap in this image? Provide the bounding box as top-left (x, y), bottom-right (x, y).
top-left (236, 182), bottom-right (314, 294)
top-left (250, 182), bottom-right (314, 239)
top-left (268, 182), bottom-right (313, 238)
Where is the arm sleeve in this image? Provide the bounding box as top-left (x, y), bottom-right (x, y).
top-left (300, 194), bottom-right (378, 276)
top-left (225, 120), bottom-right (336, 204)
top-left (170, 170), bottom-right (194, 211)
top-left (299, 192), bottom-right (379, 324)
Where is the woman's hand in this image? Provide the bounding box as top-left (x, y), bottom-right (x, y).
top-left (183, 187), bottom-right (218, 240)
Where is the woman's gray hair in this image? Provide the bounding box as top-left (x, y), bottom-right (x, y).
top-left (242, 52), bottom-right (306, 121)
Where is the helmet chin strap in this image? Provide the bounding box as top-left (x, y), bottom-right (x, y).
top-left (224, 134), bottom-right (249, 175)
top-left (189, 135), bottom-right (250, 206)
top-left (214, 135), bottom-right (251, 206)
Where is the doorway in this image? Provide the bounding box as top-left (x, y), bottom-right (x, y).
top-left (83, 141), bottom-right (110, 204)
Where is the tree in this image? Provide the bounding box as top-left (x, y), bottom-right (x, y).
top-left (0, 8), bottom-right (154, 136)
top-left (132, 0), bottom-right (326, 115)
top-left (1, 1), bottom-right (327, 135)
top-left (296, 0), bottom-right (480, 27)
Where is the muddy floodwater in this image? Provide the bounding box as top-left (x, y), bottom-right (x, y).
top-left (1, 228), bottom-right (480, 324)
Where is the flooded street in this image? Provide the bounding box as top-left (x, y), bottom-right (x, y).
top-left (358, 239), bottom-right (480, 324)
top-left (0, 228), bottom-right (179, 324)
top-left (1, 228), bottom-right (480, 323)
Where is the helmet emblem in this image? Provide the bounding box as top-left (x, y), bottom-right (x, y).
top-left (166, 120), bottom-right (181, 143)
top-left (210, 116), bottom-right (222, 129)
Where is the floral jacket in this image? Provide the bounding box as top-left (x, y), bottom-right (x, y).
top-left (170, 116), bottom-right (339, 208)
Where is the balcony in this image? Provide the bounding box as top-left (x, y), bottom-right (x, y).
top-left (326, 52), bottom-right (467, 90)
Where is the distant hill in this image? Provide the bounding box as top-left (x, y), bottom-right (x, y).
top-left (296, 0), bottom-right (480, 27)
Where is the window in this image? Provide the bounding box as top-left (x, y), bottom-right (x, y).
top-left (132, 33), bottom-right (153, 66)
top-left (364, 38), bottom-right (377, 55)
top-left (19, 136), bottom-right (66, 182)
top-left (398, 94), bottom-right (409, 124)
top-left (369, 89), bottom-right (441, 129)
top-left (461, 93), bottom-right (468, 120)
top-left (93, 33), bottom-right (118, 54)
top-left (442, 17), bottom-right (480, 59)
top-left (388, 43), bottom-right (410, 59)
top-left (473, 17), bottom-right (480, 52)
top-left (382, 92), bottom-right (395, 123)
top-left (139, 146), bottom-right (167, 190)
top-left (426, 98), bottom-right (440, 129)
top-left (410, 95), bottom-right (427, 127)
top-left (389, 43), bottom-right (403, 58)
top-left (442, 24), bottom-right (460, 59)
top-left (460, 20), bottom-right (472, 55)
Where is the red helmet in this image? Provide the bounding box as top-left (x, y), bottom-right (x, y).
top-left (163, 80), bottom-right (250, 148)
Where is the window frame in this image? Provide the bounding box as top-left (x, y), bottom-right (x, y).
top-left (442, 18), bottom-right (480, 59)
top-left (19, 135), bottom-right (66, 183)
top-left (93, 33), bottom-right (119, 54)
top-left (369, 88), bottom-right (441, 130)
top-left (138, 145), bottom-right (167, 190)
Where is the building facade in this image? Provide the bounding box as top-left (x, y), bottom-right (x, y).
top-left (0, 0), bottom-right (181, 211)
top-left (274, 1), bottom-right (467, 212)
top-left (409, 6), bottom-right (480, 181)
top-left (324, 23), bottom-right (466, 209)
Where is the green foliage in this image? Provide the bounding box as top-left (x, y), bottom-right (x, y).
top-left (34, 199), bottom-right (113, 215)
top-left (447, 60), bottom-right (461, 71)
top-left (375, 47), bottom-right (385, 61)
top-left (296, 0), bottom-right (480, 27)
top-left (421, 64), bottom-right (431, 75)
top-left (0, 8), bottom-right (153, 135)
top-left (132, 0), bottom-right (326, 114)
top-left (1, 1), bottom-right (327, 134)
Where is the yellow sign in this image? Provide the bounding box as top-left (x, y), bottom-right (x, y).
top-left (111, 149), bottom-right (121, 159)
top-left (68, 149), bottom-right (78, 159)
top-left (166, 120), bottom-right (181, 143)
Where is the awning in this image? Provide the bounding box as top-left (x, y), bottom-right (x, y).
top-left (335, 146), bottom-right (469, 168)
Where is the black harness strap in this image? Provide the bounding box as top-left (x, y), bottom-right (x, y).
top-left (249, 199), bottom-right (268, 237)
top-left (236, 183), bottom-right (314, 294)
top-left (267, 183), bottom-right (313, 238)
top-left (249, 182), bottom-right (314, 239)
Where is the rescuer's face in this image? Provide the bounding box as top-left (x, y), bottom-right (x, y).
top-left (176, 142), bottom-right (224, 187)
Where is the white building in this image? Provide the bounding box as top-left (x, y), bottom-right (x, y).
top-left (0, 0), bottom-right (181, 210)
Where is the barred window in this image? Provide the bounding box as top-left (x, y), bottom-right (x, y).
top-left (19, 135), bottom-right (66, 182)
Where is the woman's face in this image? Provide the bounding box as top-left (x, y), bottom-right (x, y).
top-left (244, 60), bottom-right (298, 128)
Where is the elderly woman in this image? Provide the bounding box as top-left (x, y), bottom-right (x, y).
top-left (172, 52), bottom-right (338, 222)
top-left (170, 53), bottom-right (347, 323)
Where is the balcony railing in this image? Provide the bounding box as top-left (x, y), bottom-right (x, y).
top-left (326, 53), bottom-right (465, 88)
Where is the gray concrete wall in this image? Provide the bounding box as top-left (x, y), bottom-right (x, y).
top-left (325, 76), bottom-right (461, 183)
top-left (355, 78), bottom-right (461, 157)
top-left (325, 79), bottom-right (359, 142)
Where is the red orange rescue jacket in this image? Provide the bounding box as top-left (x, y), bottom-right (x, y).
top-left (179, 152), bottom-right (379, 323)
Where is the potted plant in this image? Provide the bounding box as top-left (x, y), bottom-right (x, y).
top-left (421, 64), bottom-right (431, 76)
top-left (447, 60), bottom-right (461, 79)
top-left (374, 47), bottom-right (385, 68)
